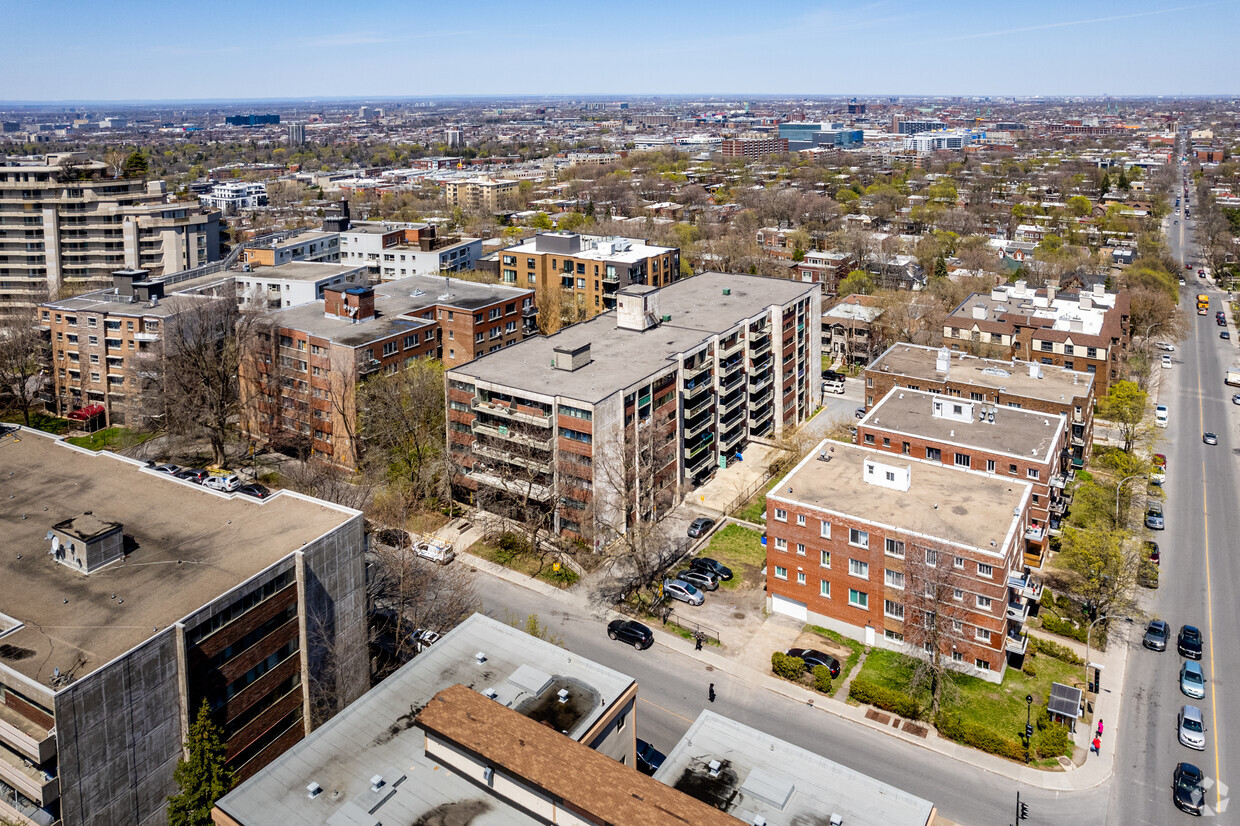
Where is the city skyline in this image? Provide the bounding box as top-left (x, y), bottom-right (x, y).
top-left (7, 0), bottom-right (1238, 101)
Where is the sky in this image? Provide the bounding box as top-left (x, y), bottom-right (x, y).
top-left (5, 0), bottom-right (1238, 102)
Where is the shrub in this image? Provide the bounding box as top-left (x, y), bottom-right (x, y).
top-left (812, 665), bottom-right (833, 694)
top-left (1041, 614), bottom-right (1088, 643)
top-left (1030, 637), bottom-right (1084, 665)
top-left (772, 652), bottom-right (807, 681)
top-left (1034, 723), bottom-right (1071, 757)
top-left (498, 532), bottom-right (531, 555)
top-left (1022, 661), bottom-right (1038, 678)
top-left (849, 678), bottom-right (922, 719)
top-left (1138, 560), bottom-right (1160, 589)
top-left (936, 711), bottom-right (1025, 762)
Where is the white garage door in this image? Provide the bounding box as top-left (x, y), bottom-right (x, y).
top-left (771, 594), bottom-right (808, 622)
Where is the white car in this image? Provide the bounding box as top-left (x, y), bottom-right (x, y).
top-left (203, 474), bottom-right (241, 493)
top-left (1156, 342), bottom-right (1176, 353)
top-left (1162, 355), bottom-right (1173, 369)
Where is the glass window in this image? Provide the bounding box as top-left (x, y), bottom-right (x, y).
top-left (774, 508), bottom-right (787, 521)
top-left (926, 447), bottom-right (941, 461)
top-left (775, 565), bottom-right (788, 580)
top-left (774, 537), bottom-right (787, 551)
top-left (819, 550), bottom-right (831, 568)
top-left (976, 628), bottom-right (992, 642)
top-left (976, 595), bottom-right (992, 609)
top-left (796, 543), bottom-right (805, 556)
top-left (796, 514), bottom-right (806, 526)
top-left (797, 571), bottom-right (806, 585)
top-left (885, 538), bottom-right (904, 557)
top-left (954, 453), bottom-right (970, 468)
top-left (885, 599), bottom-right (904, 619)
top-left (977, 563), bottom-right (993, 578)
top-left (849, 528), bottom-right (868, 548)
top-left (884, 569), bottom-right (904, 588)
top-left (848, 589), bottom-right (868, 609)
top-left (820, 520), bottom-right (831, 538)
top-left (820, 580), bottom-right (830, 597)
top-left (849, 559), bottom-right (869, 579)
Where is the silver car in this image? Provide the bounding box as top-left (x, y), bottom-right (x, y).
top-left (663, 578), bottom-right (704, 606)
top-left (1178, 705), bottom-right (1206, 751)
top-left (1180, 661), bottom-right (1206, 700)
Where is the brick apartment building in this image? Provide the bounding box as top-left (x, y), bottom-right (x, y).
top-left (242, 274), bottom-right (536, 466)
top-left (796, 249), bottom-right (855, 292)
top-left (498, 231), bottom-right (679, 321)
top-left (865, 343), bottom-right (1096, 468)
top-left (445, 273), bottom-right (821, 544)
top-left (857, 387), bottom-right (1070, 568)
top-left (942, 281), bottom-right (1131, 397)
top-left (0, 431), bottom-right (365, 825)
top-left (443, 176), bottom-right (519, 211)
top-left (720, 137), bottom-right (789, 158)
top-left (766, 441), bottom-right (1037, 682)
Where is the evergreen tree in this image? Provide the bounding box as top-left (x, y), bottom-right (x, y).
top-left (1117, 168), bottom-right (1130, 191)
top-left (122, 150), bottom-right (149, 180)
top-left (1099, 173), bottom-right (1112, 197)
top-left (934, 256), bottom-right (948, 279)
top-left (167, 701), bottom-right (233, 826)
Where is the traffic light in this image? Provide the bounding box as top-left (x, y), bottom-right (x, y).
top-left (1019, 801), bottom-right (1030, 820)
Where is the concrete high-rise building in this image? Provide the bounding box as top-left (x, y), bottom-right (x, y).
top-left (445, 128), bottom-right (462, 147)
top-left (0, 153), bottom-right (221, 321)
top-left (287, 122), bottom-right (306, 145)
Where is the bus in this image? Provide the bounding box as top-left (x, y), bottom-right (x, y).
top-left (1197, 294), bottom-right (1209, 315)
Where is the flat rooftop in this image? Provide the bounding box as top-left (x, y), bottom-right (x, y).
top-left (272, 273), bottom-right (529, 347)
top-left (862, 387), bottom-right (1066, 463)
top-left (341, 220), bottom-right (422, 235)
top-left (950, 284), bottom-right (1116, 337)
top-left (770, 441), bottom-right (1029, 555)
top-left (656, 711), bottom-right (936, 826)
top-left (451, 272), bottom-right (816, 403)
top-left (213, 614), bottom-right (635, 826)
top-left (0, 430), bottom-right (357, 685)
top-left (272, 229), bottom-right (336, 248)
top-left (239, 261), bottom-right (366, 283)
top-left (42, 287), bottom-right (221, 318)
top-left (505, 232), bottom-right (675, 264)
top-left (869, 343), bottom-right (1094, 403)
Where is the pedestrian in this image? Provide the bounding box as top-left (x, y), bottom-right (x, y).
top-left (708, 683), bottom-right (716, 703)
top-left (1096, 719), bottom-right (1104, 738)
top-left (1091, 736), bottom-right (1101, 755)
top-left (695, 632), bottom-right (703, 651)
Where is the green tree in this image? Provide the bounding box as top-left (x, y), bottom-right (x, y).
top-left (933, 257), bottom-right (948, 279)
top-left (838, 270), bottom-right (875, 297)
top-left (1097, 380), bottom-right (1148, 453)
top-left (122, 150), bottom-right (149, 180)
top-left (1099, 173), bottom-right (1112, 197)
top-left (167, 701), bottom-right (233, 826)
top-left (1067, 195), bottom-right (1092, 218)
top-left (556, 212), bottom-right (586, 231)
top-left (1054, 527), bottom-right (1140, 622)
top-left (1117, 169), bottom-right (1130, 192)
top-left (530, 212), bottom-right (553, 230)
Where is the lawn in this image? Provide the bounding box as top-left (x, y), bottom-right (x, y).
top-left (697, 523), bottom-right (765, 590)
top-left (465, 538), bottom-right (579, 588)
top-left (857, 648), bottom-right (1080, 762)
top-left (65, 427), bottom-right (157, 452)
top-left (734, 476), bottom-right (780, 524)
top-left (804, 624), bottom-right (865, 685)
top-left (2, 411), bottom-right (68, 434)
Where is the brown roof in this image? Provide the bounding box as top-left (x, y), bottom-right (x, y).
top-left (416, 684), bottom-right (740, 826)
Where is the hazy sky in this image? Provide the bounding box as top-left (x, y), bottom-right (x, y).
top-left (6, 0), bottom-right (1237, 101)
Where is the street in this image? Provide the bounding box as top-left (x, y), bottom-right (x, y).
top-left (1109, 172), bottom-right (1237, 822)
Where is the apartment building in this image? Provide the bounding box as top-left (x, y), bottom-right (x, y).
top-left (445, 274), bottom-right (820, 544)
top-left (235, 261), bottom-right (369, 310)
top-left (242, 275), bottom-right (536, 466)
top-left (0, 153), bottom-right (221, 321)
top-left (338, 219), bottom-right (481, 280)
top-left (443, 176), bottom-right (518, 211)
top-left (720, 136), bottom-right (789, 158)
top-left (198, 181), bottom-right (267, 215)
top-left (942, 280), bottom-right (1131, 397)
top-left (857, 387), bottom-right (1069, 568)
top-left (865, 343), bottom-right (1096, 468)
top-left (822, 294), bottom-right (883, 366)
top-left (498, 231), bottom-right (679, 319)
top-left (0, 430), bottom-right (365, 826)
top-left (214, 615), bottom-right (937, 826)
top-left (766, 441), bottom-right (1035, 683)
top-left (241, 229), bottom-right (339, 268)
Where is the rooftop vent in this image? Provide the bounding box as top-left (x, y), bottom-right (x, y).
top-left (557, 688), bottom-right (570, 704)
top-left (708, 760), bottom-right (722, 779)
top-left (370, 775), bottom-right (385, 792)
top-left (552, 343), bottom-right (591, 372)
top-left (831, 816), bottom-right (844, 826)
top-left (475, 651), bottom-right (487, 664)
top-left (723, 288), bottom-right (731, 296)
top-left (306, 782), bottom-right (322, 799)
top-left (482, 687), bottom-right (499, 700)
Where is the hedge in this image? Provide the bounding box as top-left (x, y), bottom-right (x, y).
top-left (1040, 613), bottom-right (1088, 643)
top-left (936, 711), bottom-right (1025, 762)
top-left (1029, 636), bottom-right (1084, 665)
top-left (772, 652), bottom-right (806, 681)
top-left (848, 678), bottom-right (922, 720)
top-left (811, 665), bottom-right (833, 694)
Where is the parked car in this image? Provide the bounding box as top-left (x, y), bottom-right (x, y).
top-left (1180, 661), bottom-right (1206, 700)
top-left (1162, 355), bottom-right (1173, 368)
top-left (635, 739), bottom-right (666, 776)
top-left (785, 647), bottom-right (841, 679)
top-left (1203, 432), bottom-right (1218, 445)
top-left (1156, 342), bottom-right (1176, 352)
top-left (687, 517), bottom-right (716, 538)
top-left (675, 568), bottom-right (719, 592)
top-left (690, 557), bottom-right (734, 581)
top-left (414, 539), bottom-right (455, 565)
top-left (238, 483), bottom-right (271, 499)
top-left (855, 406), bottom-right (866, 418)
top-left (607, 619), bottom-right (653, 650)
top-left (174, 468), bottom-right (209, 484)
top-left (1221, 331), bottom-right (1231, 340)
top-left (1143, 619), bottom-right (1169, 650)
top-left (1146, 541), bottom-right (1160, 565)
top-left (203, 473), bottom-right (241, 493)
top-left (1145, 502), bottom-right (1165, 530)
top-left (1178, 705), bottom-right (1206, 751)
top-left (1233, 394), bottom-right (1240, 406)
top-left (152, 463), bottom-right (180, 475)
top-left (1173, 762), bottom-right (1206, 815)
top-left (663, 578), bottom-right (704, 606)
top-left (1178, 625), bottom-right (1203, 659)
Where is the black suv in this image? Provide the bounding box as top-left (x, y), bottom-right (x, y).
top-left (689, 557), bottom-right (733, 581)
top-left (1178, 625), bottom-right (1203, 660)
top-left (607, 619), bottom-right (653, 650)
top-left (786, 647), bottom-right (841, 678)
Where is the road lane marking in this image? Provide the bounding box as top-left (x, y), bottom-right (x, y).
top-left (639, 696), bottom-right (695, 724)
top-left (1195, 328), bottom-right (1223, 813)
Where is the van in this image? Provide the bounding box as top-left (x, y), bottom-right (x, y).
top-left (822, 377), bottom-right (845, 395)
top-left (414, 537), bottom-right (455, 565)
top-left (1156, 406), bottom-right (1169, 428)
top-left (204, 474), bottom-right (241, 492)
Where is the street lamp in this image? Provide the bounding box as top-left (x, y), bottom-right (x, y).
top-left (1024, 693), bottom-right (1034, 764)
top-left (1084, 614), bottom-right (1132, 695)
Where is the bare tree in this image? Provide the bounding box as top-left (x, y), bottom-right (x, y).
top-left (358, 358), bottom-right (446, 502)
top-left (0, 311), bottom-right (47, 427)
top-left (901, 538), bottom-right (977, 719)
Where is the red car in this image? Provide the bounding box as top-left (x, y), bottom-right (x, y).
top-left (1186, 263), bottom-right (1193, 269)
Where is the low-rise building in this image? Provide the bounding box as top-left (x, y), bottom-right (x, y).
top-left (857, 387), bottom-right (1070, 567)
top-left (198, 181), bottom-right (267, 215)
top-left (0, 430), bottom-right (366, 825)
top-left (234, 261), bottom-right (370, 310)
top-left (338, 219), bottom-right (481, 280)
top-left (822, 294), bottom-right (883, 365)
top-left (864, 343), bottom-right (1095, 468)
top-left (443, 176), bottom-right (518, 211)
top-left (242, 229), bottom-right (340, 268)
top-left (765, 441), bottom-right (1035, 682)
top-left (242, 275), bottom-right (536, 466)
top-left (445, 273), bottom-right (820, 544)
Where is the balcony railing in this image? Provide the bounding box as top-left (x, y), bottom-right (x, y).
top-left (684, 412), bottom-right (714, 439)
top-left (466, 468), bottom-right (553, 502)
top-left (749, 337), bottom-right (771, 357)
top-left (0, 746), bottom-right (57, 806)
top-left (0, 705), bottom-right (54, 765)
top-left (472, 398), bottom-right (552, 427)
top-left (472, 442), bottom-right (553, 473)
top-left (1005, 631), bottom-right (1029, 655)
top-left (719, 338), bottom-right (743, 358)
top-left (471, 421), bottom-right (554, 450)
top-left (1007, 573), bottom-right (1043, 602)
top-left (1006, 601), bottom-right (1030, 623)
top-left (1024, 524), bottom-right (1047, 543)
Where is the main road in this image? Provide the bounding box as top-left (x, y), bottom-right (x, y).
top-left (1108, 162), bottom-right (1238, 822)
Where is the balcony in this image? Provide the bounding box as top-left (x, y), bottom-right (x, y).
top-left (684, 412), bottom-right (714, 439)
top-left (685, 445), bottom-right (715, 474)
top-left (1007, 572), bottom-right (1043, 602)
top-left (719, 357), bottom-right (743, 377)
top-left (1005, 631), bottom-right (1029, 656)
top-left (749, 373), bottom-right (773, 393)
top-left (748, 389), bottom-right (773, 411)
top-left (1049, 471), bottom-right (1071, 490)
top-left (0, 706), bottom-right (54, 766)
top-left (471, 421), bottom-right (554, 451)
top-left (1071, 433), bottom-right (1086, 447)
top-left (720, 423), bottom-right (746, 449)
top-left (1006, 600), bottom-right (1030, 623)
top-left (466, 468), bottom-right (553, 502)
top-left (358, 358), bottom-right (381, 375)
top-left (718, 390), bottom-right (746, 415)
top-left (719, 338), bottom-right (743, 359)
top-left (1024, 523), bottom-right (1047, 543)
top-left (0, 747), bottom-right (57, 806)
top-left (132, 331), bottom-right (159, 342)
top-left (473, 442), bottom-right (553, 473)
top-left (471, 398), bottom-right (552, 427)
top-left (749, 337), bottom-right (771, 357)
top-left (683, 359), bottom-right (712, 383)
top-left (684, 435), bottom-right (714, 461)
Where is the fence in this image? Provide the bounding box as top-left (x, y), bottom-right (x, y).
top-left (155, 228), bottom-right (303, 287)
top-left (720, 468), bottom-right (779, 521)
top-left (666, 608), bottom-right (720, 645)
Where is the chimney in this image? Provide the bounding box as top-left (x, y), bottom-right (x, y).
top-left (1014, 279), bottom-right (1027, 297)
top-left (935, 346), bottom-right (951, 374)
top-left (1093, 282), bottom-right (1105, 298)
top-left (972, 303), bottom-right (987, 320)
top-left (1079, 294), bottom-right (1092, 311)
top-left (1046, 284), bottom-right (1057, 303)
top-left (552, 343), bottom-right (591, 371)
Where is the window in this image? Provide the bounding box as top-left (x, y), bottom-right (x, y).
top-left (774, 508), bottom-right (787, 521)
top-left (925, 447), bottom-right (941, 461)
top-left (954, 452), bottom-right (970, 468)
top-left (88, 335), bottom-right (98, 346)
top-left (848, 589), bottom-right (868, 609)
top-left (796, 543), bottom-right (805, 556)
top-left (820, 520), bottom-right (831, 538)
top-left (976, 595), bottom-right (993, 610)
top-left (1008, 463), bottom-right (1018, 475)
top-left (849, 528), bottom-right (869, 548)
top-left (885, 538), bottom-right (905, 558)
top-left (924, 548), bottom-right (937, 566)
top-left (863, 433), bottom-right (874, 444)
top-left (382, 341), bottom-right (398, 356)
top-left (884, 599), bottom-right (904, 619)
top-left (986, 459), bottom-right (996, 473)
top-left (797, 571), bottom-right (806, 585)
top-left (774, 565), bottom-right (788, 580)
top-left (975, 659), bottom-right (991, 670)
top-left (977, 563), bottom-right (994, 578)
top-left (1039, 340), bottom-right (1053, 352)
top-left (774, 537), bottom-right (787, 551)
top-left (849, 559), bottom-right (869, 579)
top-left (882, 437), bottom-right (890, 447)
top-left (819, 550), bottom-right (831, 568)
top-left (885, 629), bottom-right (904, 641)
top-left (953, 556), bottom-right (965, 569)
top-left (902, 441), bottom-right (910, 455)
top-left (820, 580), bottom-right (831, 597)
top-left (976, 628), bottom-right (992, 642)
top-left (884, 569), bottom-right (904, 589)
top-left (952, 619), bottom-right (964, 633)
top-left (953, 588), bottom-right (964, 601)
top-left (562, 428), bottom-right (592, 443)
top-left (1027, 468), bottom-right (1039, 480)
top-left (796, 514), bottom-right (806, 526)
top-left (952, 650), bottom-right (964, 662)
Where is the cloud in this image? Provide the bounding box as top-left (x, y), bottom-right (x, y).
top-left (940, 2), bottom-right (1223, 43)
